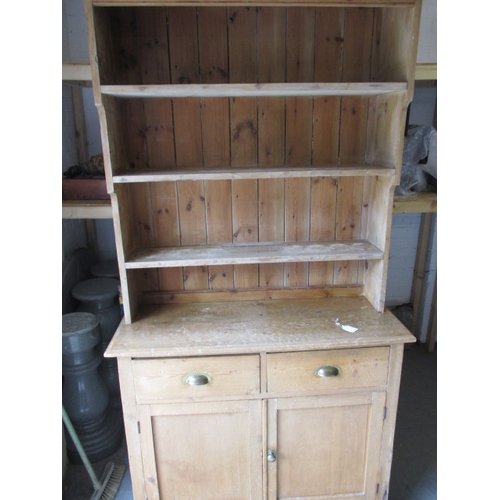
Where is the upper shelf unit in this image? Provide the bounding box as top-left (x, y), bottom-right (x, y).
top-left (85, 0), bottom-right (422, 322)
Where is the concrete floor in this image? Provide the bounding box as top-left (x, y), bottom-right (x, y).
top-left (62, 342), bottom-right (436, 500)
top-left (389, 342), bottom-right (437, 499)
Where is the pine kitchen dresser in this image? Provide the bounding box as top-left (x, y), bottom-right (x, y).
top-left (84, 0), bottom-right (422, 497)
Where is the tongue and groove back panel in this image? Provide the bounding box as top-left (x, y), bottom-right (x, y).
top-left (90, 5), bottom-right (417, 319)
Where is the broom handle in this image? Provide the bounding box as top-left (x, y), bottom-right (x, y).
top-left (62, 405), bottom-right (102, 490)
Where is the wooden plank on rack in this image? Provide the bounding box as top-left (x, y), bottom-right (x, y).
top-left (62, 200), bottom-right (112, 219)
top-left (415, 63), bottom-right (437, 81)
top-left (393, 192), bottom-right (437, 213)
top-left (62, 63), bottom-right (92, 83)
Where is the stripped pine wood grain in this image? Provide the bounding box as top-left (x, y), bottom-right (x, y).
top-left (205, 180), bottom-right (235, 290)
top-left (168, 7), bottom-right (199, 85)
top-left (113, 163), bottom-right (394, 182)
top-left (111, 8), bottom-right (147, 171)
top-left (232, 173), bottom-right (259, 287)
top-left (342, 7), bottom-right (374, 83)
top-left (100, 95), bottom-right (125, 182)
top-left (371, 5), bottom-right (420, 98)
top-left (105, 296), bottom-right (414, 359)
top-left (125, 241), bottom-right (383, 268)
top-left (198, 7), bottom-right (229, 85)
top-left (99, 82), bottom-right (408, 98)
top-left (309, 177), bottom-right (337, 285)
top-left (229, 6), bottom-right (259, 288)
top-left (177, 180), bottom-right (208, 290)
top-left (257, 7), bottom-right (286, 84)
top-left (93, 0), bottom-right (418, 7)
top-left (136, 7), bottom-right (170, 85)
top-left (168, 7), bottom-right (207, 290)
top-left (111, 187), bottom-right (136, 322)
top-left (309, 7), bottom-right (343, 286)
top-left (94, 6), bottom-right (139, 86)
top-left (172, 129), bottom-right (207, 291)
top-left (135, 9), bottom-right (174, 293)
top-left (169, 8), bottom-right (203, 167)
top-left (150, 182), bottom-right (184, 292)
top-left (334, 7), bottom-right (374, 285)
top-left (108, 11), bottom-right (160, 293)
top-left (363, 93), bottom-right (407, 310)
top-left (198, 7), bottom-right (235, 291)
top-left (257, 7), bottom-right (286, 288)
top-left (141, 285), bottom-right (363, 305)
top-left (285, 7), bottom-right (315, 287)
top-left (258, 168), bottom-right (285, 287)
top-left (137, 8), bottom-right (175, 171)
top-left (128, 184), bottom-right (160, 293)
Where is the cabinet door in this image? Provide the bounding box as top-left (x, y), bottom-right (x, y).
top-left (267, 392), bottom-right (386, 500)
top-left (139, 400), bottom-right (263, 500)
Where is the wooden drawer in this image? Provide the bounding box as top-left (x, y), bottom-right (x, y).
top-left (267, 347), bottom-right (390, 393)
top-left (132, 354), bottom-right (260, 402)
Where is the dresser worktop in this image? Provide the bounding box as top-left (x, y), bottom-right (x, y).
top-left (105, 296), bottom-right (415, 358)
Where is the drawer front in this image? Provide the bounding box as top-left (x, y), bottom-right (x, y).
top-left (267, 347), bottom-right (389, 393)
top-left (132, 355), bottom-right (260, 402)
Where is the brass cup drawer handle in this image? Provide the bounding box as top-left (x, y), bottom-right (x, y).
top-left (314, 364), bottom-right (342, 378)
top-left (183, 372), bottom-right (212, 386)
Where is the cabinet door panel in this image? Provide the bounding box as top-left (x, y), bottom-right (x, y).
top-left (140, 400), bottom-right (263, 500)
top-left (268, 392), bottom-right (385, 499)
